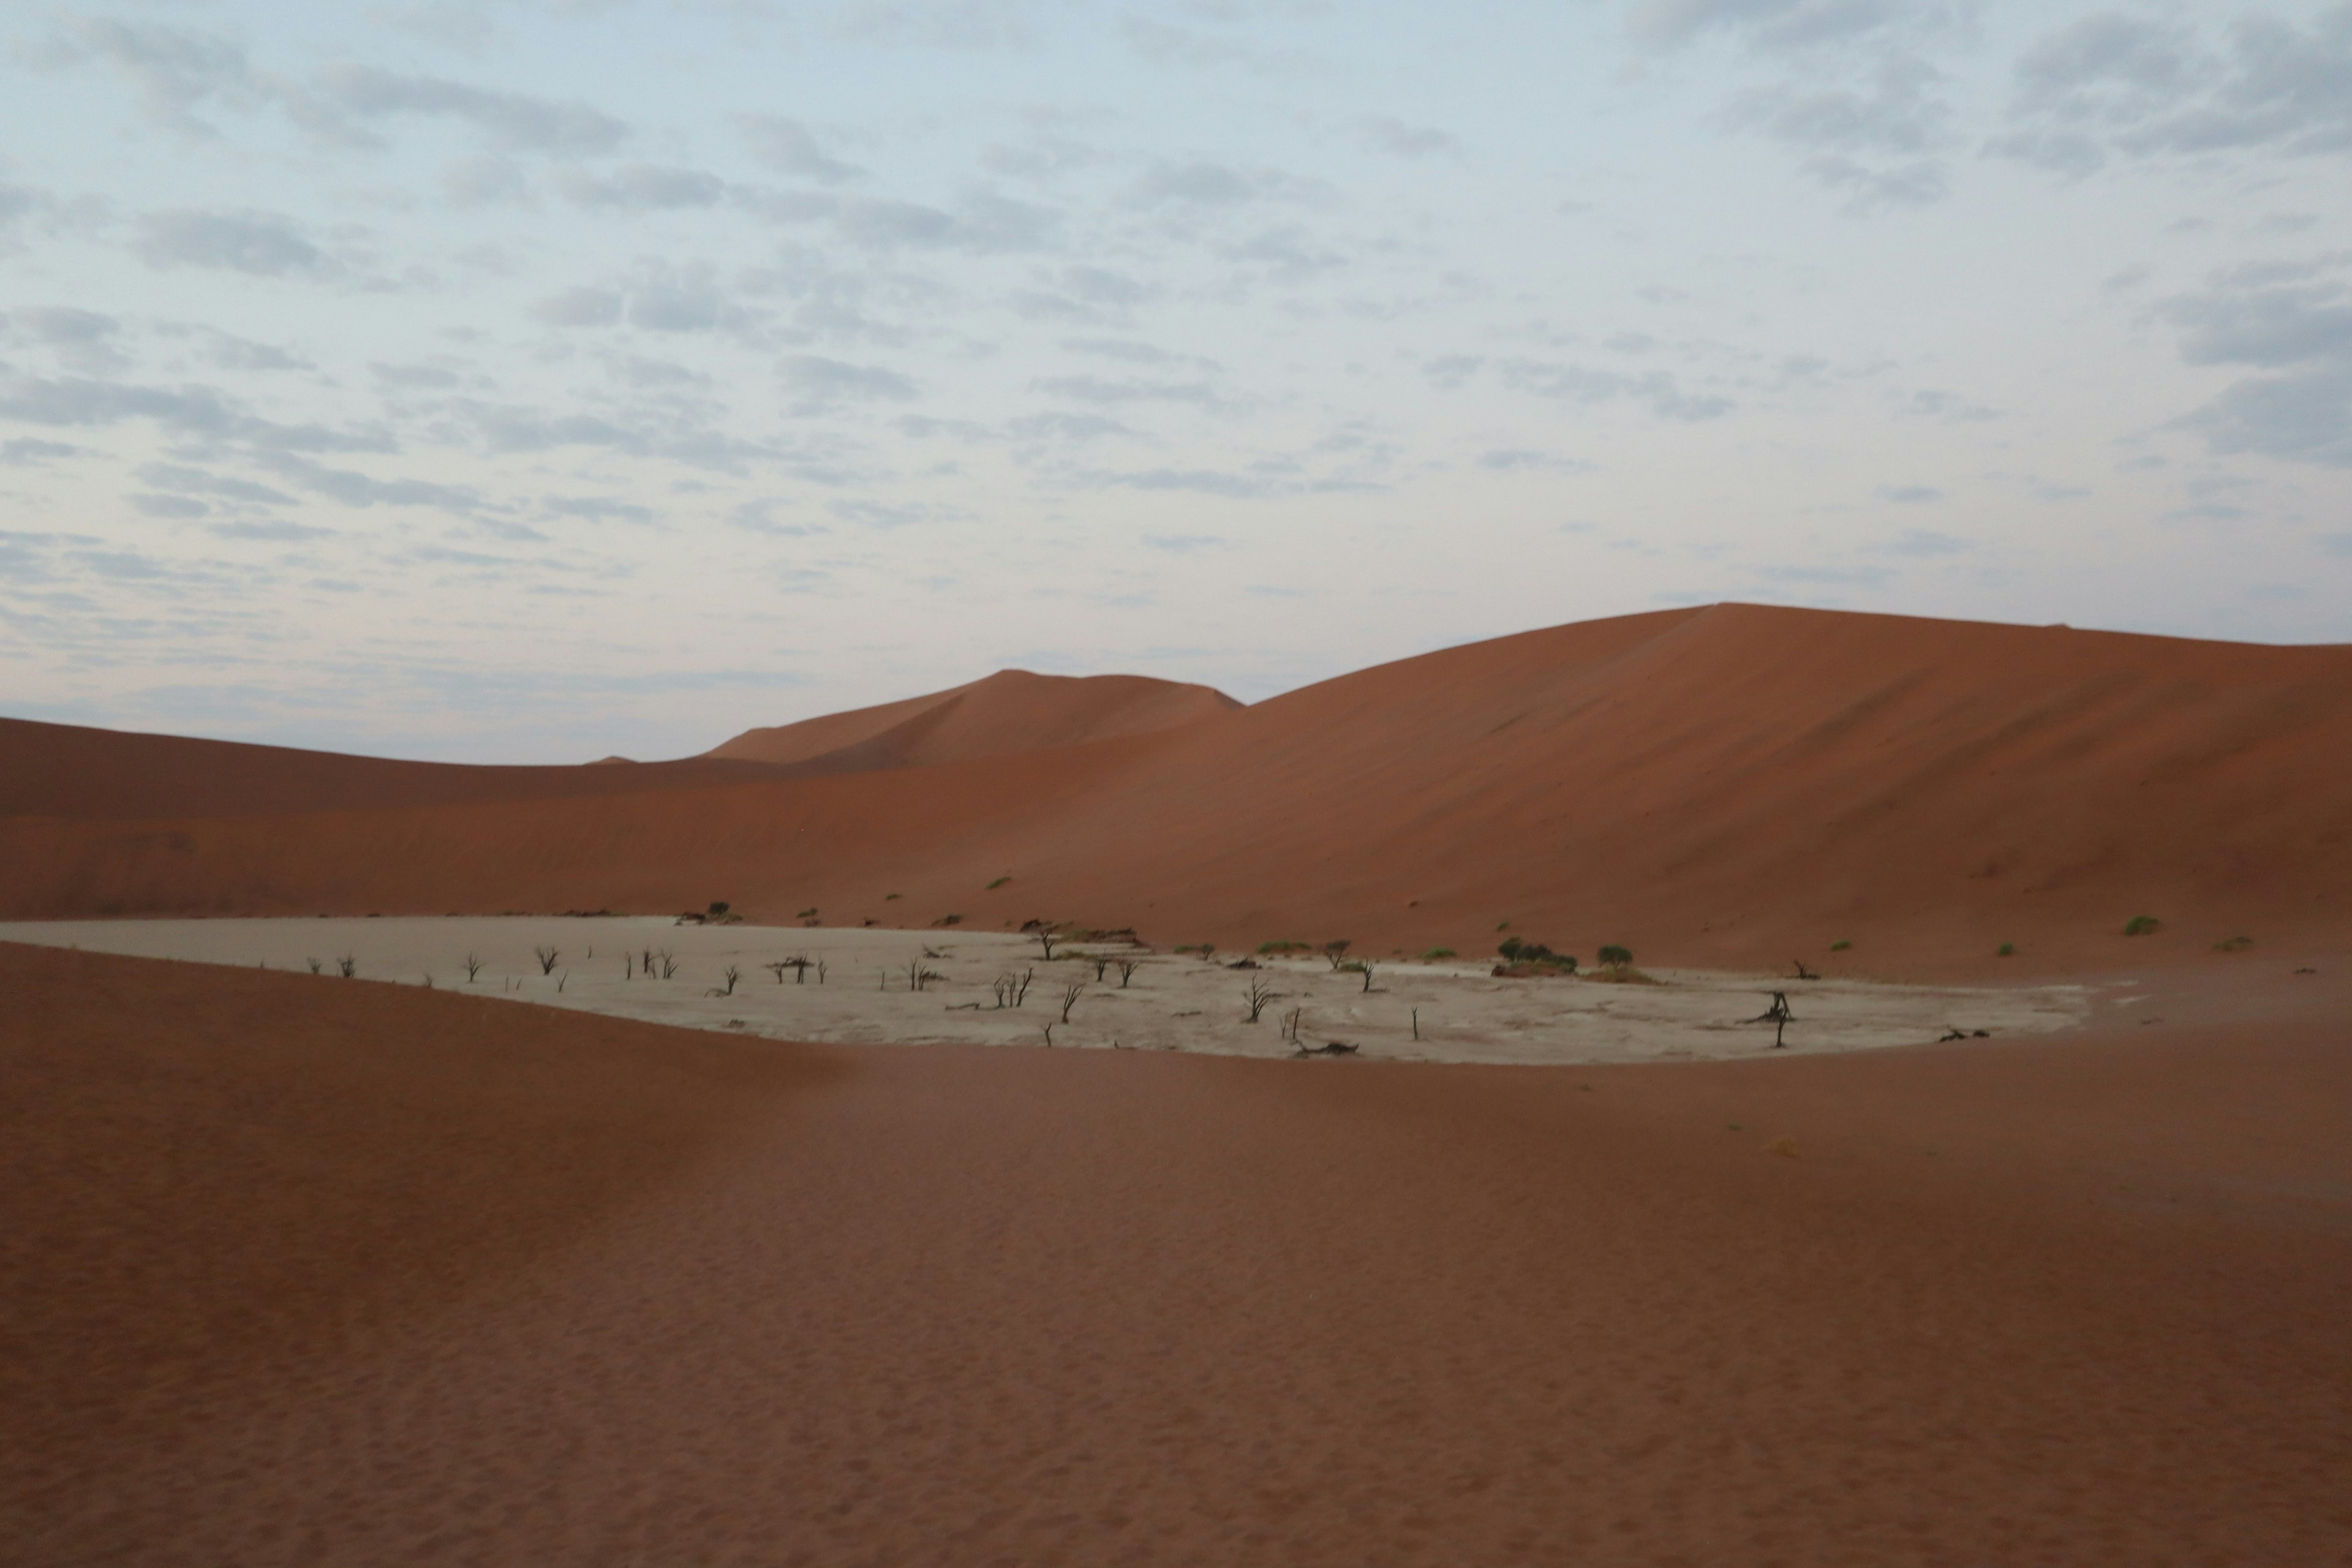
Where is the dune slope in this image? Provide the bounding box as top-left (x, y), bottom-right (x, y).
top-left (7, 943), bottom-right (2349, 1566)
top-left (704, 668), bottom-right (1241, 770)
top-left (4, 605), bottom-right (2348, 974)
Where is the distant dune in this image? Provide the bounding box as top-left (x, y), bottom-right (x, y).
top-left (4, 604), bottom-right (2348, 975)
top-left (706, 668), bottom-right (1241, 771)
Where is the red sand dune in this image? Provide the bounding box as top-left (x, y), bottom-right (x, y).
top-left (8, 943), bottom-right (2349, 1564)
top-left (4, 605), bottom-right (2350, 976)
top-left (704, 668), bottom-right (1241, 771)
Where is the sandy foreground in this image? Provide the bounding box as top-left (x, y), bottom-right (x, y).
top-left (7, 941), bottom-right (2350, 1567)
top-left (0, 916), bottom-right (2091, 1065)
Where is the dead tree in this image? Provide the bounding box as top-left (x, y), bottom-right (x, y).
top-left (336, 955), bottom-right (356, 978)
top-left (708, 965), bottom-right (741, 997)
top-left (1091, 955), bottom-right (1112, 982)
top-left (464, 952), bottom-right (483, 983)
top-left (1323, 940), bottom-right (1352, 971)
top-left (1359, 959), bottom-right (1376, 994)
top-left (1116, 958), bottom-right (1141, 988)
top-left (1059, 982), bottom-right (1084, 1023)
top-left (625, 952), bottom-right (635, 980)
top-left (1036, 930), bottom-right (1060, 961)
top-left (1748, 991), bottom-right (1795, 1049)
top-left (1792, 959), bottom-right (1818, 981)
top-left (1244, 978), bottom-right (1278, 1022)
top-left (657, 949), bottom-right (679, 981)
top-left (1281, 1006), bottom-right (1303, 1044)
top-left (535, 945), bottom-right (560, 976)
top-left (307, 957), bottom-right (323, 974)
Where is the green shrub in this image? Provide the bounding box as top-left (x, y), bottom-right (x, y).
top-left (1997, 942), bottom-right (2015, 956)
top-left (986, 876), bottom-right (1011, 890)
top-left (935, 913), bottom-right (962, 927)
top-left (1829, 939), bottom-right (1852, 952)
top-left (1420, 948), bottom-right (1456, 960)
top-left (1597, 943), bottom-right (1633, 969)
top-left (1256, 940), bottom-right (1309, 954)
top-left (2122, 915), bottom-right (2161, 937)
top-left (2213, 935), bottom-right (2253, 952)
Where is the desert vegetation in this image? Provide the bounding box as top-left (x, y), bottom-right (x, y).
top-left (1492, 936), bottom-right (1577, 978)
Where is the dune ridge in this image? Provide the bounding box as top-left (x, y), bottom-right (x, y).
top-left (4, 604), bottom-right (2348, 976)
top-left (704, 668), bottom-right (1241, 771)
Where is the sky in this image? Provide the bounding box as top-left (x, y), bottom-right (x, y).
top-left (2, 0), bottom-right (2348, 763)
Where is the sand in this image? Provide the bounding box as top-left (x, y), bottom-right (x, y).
top-left (5, 605), bottom-right (2348, 982)
top-left (705, 668), bottom-right (1240, 768)
top-left (8, 941), bottom-right (2350, 1566)
top-left (0, 917), bottom-right (2091, 1065)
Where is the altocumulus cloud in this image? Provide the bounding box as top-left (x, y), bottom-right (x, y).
top-left (134, 210), bottom-right (333, 276)
top-left (2157, 256), bottom-right (2352, 467)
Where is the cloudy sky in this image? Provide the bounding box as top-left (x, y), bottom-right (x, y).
top-left (3, 0), bottom-right (2348, 761)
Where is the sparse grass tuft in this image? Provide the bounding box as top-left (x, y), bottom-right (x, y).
top-left (1996, 942), bottom-right (2015, 956)
top-left (935, 913), bottom-right (963, 927)
top-left (2213, 935), bottom-right (2253, 952)
top-left (1420, 947), bottom-right (1456, 960)
top-left (1830, 939), bottom-right (1852, 952)
top-left (2123, 914), bottom-right (2162, 937)
top-left (987, 876), bottom-right (1011, 890)
top-left (1257, 940), bottom-right (1310, 954)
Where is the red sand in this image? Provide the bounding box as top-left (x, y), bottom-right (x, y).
top-left (7, 942), bottom-right (2349, 1565)
top-left (705, 668), bottom-right (1241, 769)
top-left (4, 605), bottom-right (2350, 976)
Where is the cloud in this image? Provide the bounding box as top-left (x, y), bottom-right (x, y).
top-left (1629, 0), bottom-right (1924, 52)
top-left (209, 518), bottom-right (336, 541)
top-left (748, 188), bottom-right (1059, 254)
top-left (627, 265), bottom-right (752, 333)
top-left (1126, 159), bottom-right (1321, 209)
top-left (2155, 258), bottom-right (2352, 465)
top-left (536, 285), bottom-right (625, 328)
top-left (34, 18), bottom-right (261, 138)
top-left (1011, 265), bottom-right (1159, 322)
top-left (1727, 52), bottom-right (1953, 208)
top-left (131, 492), bottom-right (212, 519)
top-left (1031, 374), bottom-right (1221, 406)
top-left (1007, 410), bottom-right (1133, 442)
top-left (1492, 358), bottom-right (1735, 421)
top-left (1355, 116), bottom-right (1464, 160)
top-left (0, 373), bottom-right (393, 454)
top-left (308, 65), bottom-right (631, 154)
top-left (1, 437), bottom-right (81, 464)
top-left (1878, 483), bottom-right (1942, 502)
top-left (1904, 388), bottom-right (1999, 421)
top-left (1478, 448), bottom-right (1589, 472)
top-left (1994, 7), bottom-right (2352, 176)
top-left (260, 453), bottom-right (483, 511)
top-left (1118, 14), bottom-right (1250, 68)
top-left (727, 499), bottom-right (825, 535)
top-left (733, 116), bottom-right (863, 183)
top-left (555, 164), bottom-right (726, 209)
top-left (780, 353), bottom-right (919, 409)
top-left (135, 462), bottom-right (298, 507)
top-left (134, 210), bottom-right (332, 276)
top-left (542, 494), bottom-right (658, 526)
